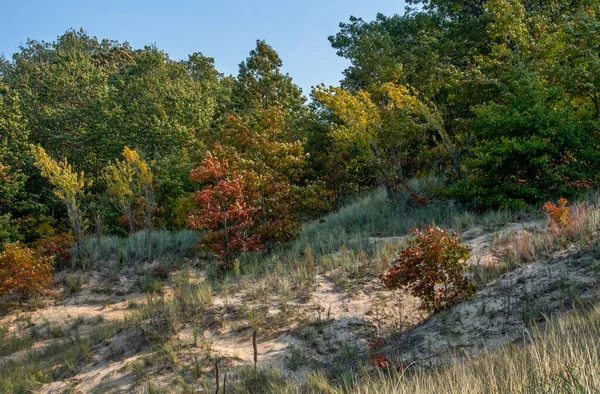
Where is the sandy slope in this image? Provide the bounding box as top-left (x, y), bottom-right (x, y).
top-left (3, 220), bottom-right (597, 392)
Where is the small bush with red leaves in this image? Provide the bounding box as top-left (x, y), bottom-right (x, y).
top-left (0, 242), bottom-right (55, 299)
top-left (34, 233), bottom-right (73, 268)
top-left (543, 198), bottom-right (572, 231)
top-left (368, 337), bottom-right (390, 368)
top-left (380, 226), bottom-right (474, 313)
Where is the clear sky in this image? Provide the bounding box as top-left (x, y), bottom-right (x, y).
top-left (0, 0), bottom-right (407, 96)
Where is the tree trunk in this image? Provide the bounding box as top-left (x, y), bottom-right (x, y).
top-left (143, 185), bottom-right (154, 232)
top-left (123, 205), bottom-right (135, 234)
top-left (94, 211), bottom-right (103, 242)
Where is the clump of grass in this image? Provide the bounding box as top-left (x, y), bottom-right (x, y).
top-left (138, 272), bottom-right (165, 294)
top-left (565, 201), bottom-right (600, 244)
top-left (493, 229), bottom-right (540, 266)
top-left (72, 230), bottom-right (198, 268)
top-left (227, 366), bottom-right (288, 394)
top-left (134, 275), bottom-right (214, 343)
top-left (0, 332), bottom-right (35, 357)
top-left (62, 272), bottom-right (86, 297)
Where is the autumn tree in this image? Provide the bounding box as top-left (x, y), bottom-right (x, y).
top-left (314, 82), bottom-right (453, 202)
top-left (30, 145), bottom-right (89, 245)
top-left (104, 147), bottom-right (154, 233)
top-left (187, 151), bottom-right (262, 267)
top-left (0, 242), bottom-right (54, 300)
top-left (188, 41), bottom-right (311, 261)
top-left (103, 151), bottom-right (136, 233)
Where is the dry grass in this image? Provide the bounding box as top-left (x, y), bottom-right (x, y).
top-left (227, 304), bottom-right (600, 393)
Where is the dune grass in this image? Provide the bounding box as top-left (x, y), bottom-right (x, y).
top-left (236, 184), bottom-right (537, 280)
top-left (71, 229), bottom-right (199, 268)
top-left (5, 186), bottom-right (600, 393)
top-left (227, 304), bottom-right (600, 393)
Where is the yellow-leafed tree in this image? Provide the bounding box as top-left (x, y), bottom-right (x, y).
top-left (30, 145), bottom-right (90, 245)
top-left (314, 82), bottom-right (458, 201)
top-left (104, 147), bottom-right (154, 233)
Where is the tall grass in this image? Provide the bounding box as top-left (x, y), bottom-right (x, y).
top-left (71, 230), bottom-right (199, 268)
top-left (238, 185), bottom-right (532, 278)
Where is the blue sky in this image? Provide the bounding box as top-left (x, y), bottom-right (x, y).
top-left (0, 0), bottom-right (406, 96)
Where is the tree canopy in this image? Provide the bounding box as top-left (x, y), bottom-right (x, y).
top-left (3, 2), bottom-right (600, 260)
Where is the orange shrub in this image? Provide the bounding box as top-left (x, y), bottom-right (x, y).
top-left (543, 198), bottom-right (572, 231)
top-left (35, 233), bottom-right (73, 267)
top-left (380, 226), bottom-right (474, 313)
top-left (0, 242), bottom-right (55, 299)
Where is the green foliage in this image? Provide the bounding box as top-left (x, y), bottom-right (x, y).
top-left (0, 83), bottom-right (33, 218)
top-left (3, 30), bottom-right (221, 234)
top-left (327, 0), bottom-right (600, 208)
top-left (0, 214), bottom-right (21, 244)
top-left (232, 40), bottom-right (306, 115)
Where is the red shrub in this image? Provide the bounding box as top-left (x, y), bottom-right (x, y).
top-left (187, 176), bottom-right (262, 267)
top-left (35, 233), bottom-right (73, 267)
top-left (0, 242), bottom-right (55, 299)
top-left (368, 337), bottom-right (390, 368)
top-left (543, 198), bottom-right (571, 231)
top-left (380, 226), bottom-right (474, 313)
top-left (188, 150), bottom-right (301, 267)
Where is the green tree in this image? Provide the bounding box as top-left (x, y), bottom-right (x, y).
top-left (0, 84), bottom-right (28, 214)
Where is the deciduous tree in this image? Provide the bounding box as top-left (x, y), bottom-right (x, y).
top-left (30, 145), bottom-right (89, 245)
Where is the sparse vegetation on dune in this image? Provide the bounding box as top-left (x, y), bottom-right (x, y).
top-left (1, 189), bottom-right (600, 393)
top-left (237, 184), bottom-right (535, 279)
top-left (227, 304), bottom-right (600, 394)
